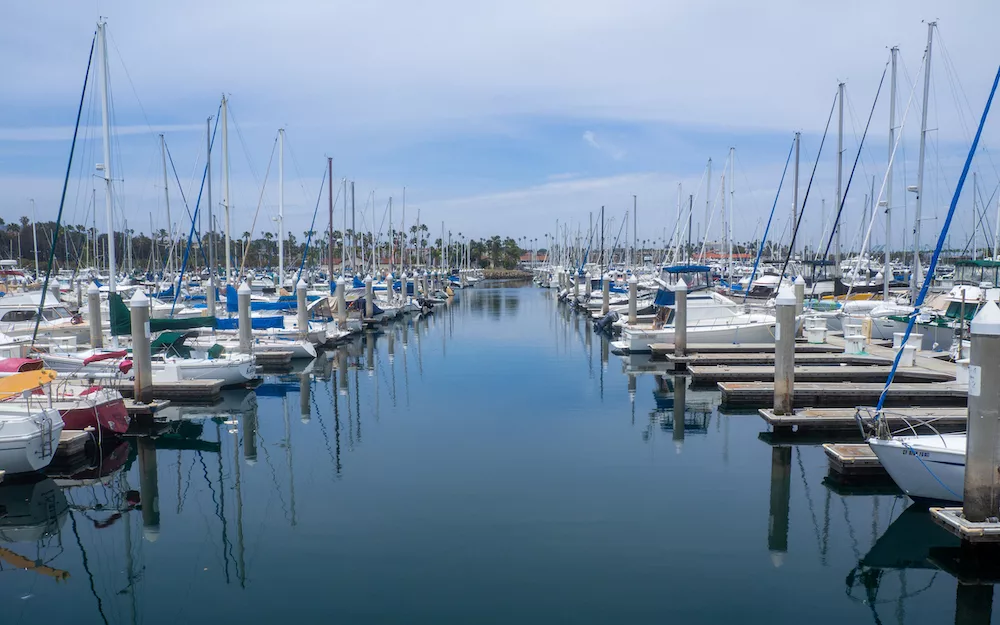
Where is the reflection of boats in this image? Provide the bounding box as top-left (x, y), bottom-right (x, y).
top-left (861, 505), bottom-right (959, 571)
top-left (0, 476), bottom-right (69, 543)
top-left (0, 476), bottom-right (71, 581)
top-left (51, 439), bottom-right (131, 487)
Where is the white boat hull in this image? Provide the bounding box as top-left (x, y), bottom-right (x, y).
top-left (617, 316), bottom-right (777, 353)
top-left (868, 436), bottom-right (965, 503)
top-left (0, 407), bottom-right (64, 474)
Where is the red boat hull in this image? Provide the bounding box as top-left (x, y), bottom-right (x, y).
top-left (60, 398), bottom-right (130, 436)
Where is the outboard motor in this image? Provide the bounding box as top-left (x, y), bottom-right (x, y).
top-left (594, 310), bottom-right (619, 334)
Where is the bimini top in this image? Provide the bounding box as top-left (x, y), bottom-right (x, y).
top-left (663, 265), bottom-right (711, 274)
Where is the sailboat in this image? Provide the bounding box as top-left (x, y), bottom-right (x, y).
top-left (865, 43), bottom-right (1000, 504)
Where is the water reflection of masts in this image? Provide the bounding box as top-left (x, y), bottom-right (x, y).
top-left (212, 422), bottom-right (232, 584)
top-left (354, 351), bottom-right (362, 444)
top-left (388, 328), bottom-right (398, 407)
top-left (70, 509), bottom-right (109, 625)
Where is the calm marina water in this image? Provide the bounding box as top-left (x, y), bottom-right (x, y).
top-left (1, 283), bottom-right (980, 624)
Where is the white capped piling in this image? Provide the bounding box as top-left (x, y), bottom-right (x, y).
top-left (130, 289), bottom-right (152, 403)
top-left (962, 300), bottom-right (1000, 522)
top-left (300, 370), bottom-right (311, 423)
top-left (364, 275), bottom-right (374, 318)
top-left (673, 374), bottom-right (686, 453)
top-left (335, 277), bottom-right (347, 328)
top-left (296, 278), bottom-right (308, 340)
top-left (76, 280), bottom-right (82, 310)
top-left (401, 272), bottom-right (409, 301)
top-left (774, 287), bottom-right (796, 415)
top-left (238, 281), bottom-right (252, 352)
top-left (674, 278), bottom-right (688, 358)
top-left (793, 275), bottom-right (806, 319)
top-left (768, 446), bottom-right (792, 566)
top-left (138, 437), bottom-right (160, 542)
top-left (88, 282), bottom-right (102, 349)
top-left (573, 272), bottom-right (580, 301)
top-left (584, 272), bottom-right (592, 304)
top-left (601, 273), bottom-right (610, 315)
top-left (366, 332), bottom-right (375, 374)
top-left (628, 275), bottom-right (638, 325)
top-left (207, 275), bottom-right (216, 317)
top-left (337, 349), bottom-right (348, 395)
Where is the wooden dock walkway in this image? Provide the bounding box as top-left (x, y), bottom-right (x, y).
top-left (691, 365), bottom-right (955, 384)
top-left (111, 379), bottom-right (225, 403)
top-left (823, 443), bottom-right (887, 477)
top-left (759, 406), bottom-right (967, 431)
top-left (649, 342), bottom-right (841, 360)
top-left (664, 352), bottom-right (893, 367)
top-left (720, 381), bottom-right (968, 408)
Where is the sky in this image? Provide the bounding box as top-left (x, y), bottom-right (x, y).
top-left (2, 0), bottom-right (1000, 257)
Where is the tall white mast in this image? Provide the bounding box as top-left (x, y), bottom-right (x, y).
top-left (836, 82), bottom-right (844, 277)
top-left (885, 47), bottom-right (897, 301)
top-left (97, 20), bottom-right (117, 295)
top-left (342, 178), bottom-right (347, 273)
top-left (278, 128), bottom-right (285, 289)
top-left (729, 147), bottom-right (735, 283)
top-left (913, 22), bottom-right (935, 299)
top-left (792, 132), bottom-right (800, 257)
top-left (30, 200), bottom-right (39, 277)
top-left (222, 95), bottom-right (232, 285)
top-left (160, 134), bottom-right (173, 275)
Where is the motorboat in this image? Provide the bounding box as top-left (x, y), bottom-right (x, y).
top-left (868, 434), bottom-right (965, 503)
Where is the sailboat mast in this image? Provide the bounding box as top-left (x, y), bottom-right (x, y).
top-left (351, 181), bottom-right (356, 272)
top-left (206, 116), bottom-right (216, 315)
top-left (160, 134), bottom-right (173, 275)
top-left (836, 82), bottom-right (844, 278)
top-left (222, 95), bottom-right (232, 285)
top-left (97, 21), bottom-right (117, 294)
top-left (327, 158), bottom-right (334, 280)
top-left (30, 200), bottom-right (39, 276)
top-left (885, 46), bottom-right (897, 300)
top-left (342, 178), bottom-right (347, 272)
top-left (278, 128), bottom-right (285, 289)
top-left (792, 132), bottom-right (800, 258)
top-left (729, 147), bottom-right (735, 283)
top-left (389, 197), bottom-right (393, 273)
top-left (913, 21), bottom-right (935, 299)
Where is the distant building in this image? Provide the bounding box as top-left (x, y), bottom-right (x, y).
top-left (519, 252), bottom-right (548, 268)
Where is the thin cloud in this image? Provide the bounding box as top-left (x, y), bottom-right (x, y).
top-left (583, 130), bottom-right (625, 160)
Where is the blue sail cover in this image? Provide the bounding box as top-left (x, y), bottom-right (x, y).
top-left (353, 276), bottom-right (365, 289)
top-left (215, 316), bottom-right (285, 330)
top-left (225, 285), bottom-right (297, 313)
top-left (653, 288), bottom-right (675, 307)
top-left (156, 284), bottom-right (175, 299)
top-left (392, 280), bottom-right (415, 295)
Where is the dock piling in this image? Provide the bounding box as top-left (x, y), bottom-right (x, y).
top-left (335, 277), bottom-right (347, 329)
top-left (793, 275), bottom-right (805, 321)
top-left (674, 278), bottom-right (687, 358)
top-left (963, 301), bottom-right (1000, 521)
top-left (573, 272), bottom-right (580, 302)
top-left (296, 278), bottom-right (308, 340)
top-left (365, 275), bottom-right (374, 319)
top-left (628, 275), bottom-right (637, 325)
top-left (773, 288), bottom-right (796, 415)
top-left (130, 289), bottom-right (152, 403)
top-left (601, 273), bottom-right (610, 315)
top-left (88, 282), bottom-right (102, 349)
top-left (238, 281), bottom-right (252, 352)
top-left (300, 370), bottom-right (311, 422)
top-left (767, 446), bottom-right (792, 565)
top-left (76, 280), bottom-right (82, 310)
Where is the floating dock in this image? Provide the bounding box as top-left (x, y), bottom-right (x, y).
top-left (721, 381), bottom-right (968, 408)
top-left (649, 342), bottom-right (842, 360)
top-left (823, 443), bottom-right (887, 477)
top-left (256, 351), bottom-right (294, 369)
top-left (110, 379), bottom-right (225, 403)
top-left (691, 364), bottom-right (954, 384)
top-left (759, 406), bottom-right (967, 431)
top-left (124, 399), bottom-right (172, 416)
top-left (664, 352), bottom-right (893, 367)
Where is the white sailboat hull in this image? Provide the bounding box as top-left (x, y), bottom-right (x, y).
top-left (615, 314), bottom-right (777, 353)
top-left (0, 407), bottom-right (64, 474)
top-left (868, 435), bottom-right (965, 503)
